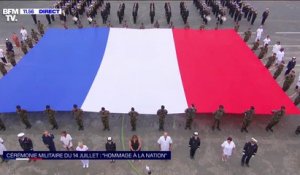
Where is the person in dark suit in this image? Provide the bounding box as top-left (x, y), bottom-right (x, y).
top-left (241, 138), bottom-right (258, 167)
top-left (42, 131), bottom-right (56, 151)
top-left (261, 8), bottom-right (269, 25)
top-left (285, 57), bottom-right (296, 75)
top-left (106, 137), bottom-right (116, 163)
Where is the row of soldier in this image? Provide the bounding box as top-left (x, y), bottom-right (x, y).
top-left (0, 104), bottom-right (291, 134)
top-left (0, 24), bottom-right (45, 76)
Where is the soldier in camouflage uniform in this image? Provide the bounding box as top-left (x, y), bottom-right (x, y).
top-left (273, 61), bottom-right (285, 79)
top-left (282, 70), bottom-right (295, 92)
top-left (16, 105), bottom-right (31, 129)
top-left (7, 51), bottom-right (16, 67)
top-left (21, 41), bottom-right (28, 55)
top-left (26, 37), bottom-right (33, 49)
top-left (265, 106), bottom-right (285, 132)
top-left (199, 23), bottom-right (205, 30)
top-left (100, 107), bottom-right (110, 131)
top-left (294, 92), bottom-right (300, 105)
top-left (212, 105), bottom-right (225, 131)
top-left (265, 53), bottom-right (276, 69)
top-left (185, 104), bottom-right (197, 130)
top-left (258, 44), bottom-right (268, 59)
top-left (128, 107), bottom-right (139, 131)
top-left (0, 116), bottom-right (6, 131)
top-left (157, 105), bottom-right (168, 131)
top-left (241, 106), bottom-right (255, 133)
top-left (72, 104), bottom-right (84, 130)
top-left (37, 20), bottom-right (45, 36)
top-left (234, 22), bottom-right (240, 32)
top-left (251, 39), bottom-right (260, 51)
top-left (31, 29), bottom-right (39, 43)
top-left (44, 105), bottom-right (58, 130)
top-left (243, 28), bottom-right (252, 42)
top-left (0, 62), bottom-right (7, 76)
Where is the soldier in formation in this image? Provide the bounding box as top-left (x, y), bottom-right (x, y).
top-left (265, 53), bottom-right (276, 69)
top-left (72, 104), bottom-right (84, 130)
top-left (251, 39), bottom-right (260, 51)
top-left (157, 105), bottom-right (168, 131)
top-left (185, 104), bottom-right (197, 130)
top-left (16, 105), bottom-right (31, 129)
top-left (100, 107), bottom-right (110, 131)
top-left (258, 44), bottom-right (268, 59)
top-left (150, 2), bottom-right (155, 24)
top-left (26, 37), bottom-right (33, 49)
top-left (282, 70), bottom-right (296, 92)
top-left (31, 29), bottom-right (39, 43)
top-left (132, 3), bottom-right (138, 24)
top-left (273, 61), bottom-right (285, 79)
top-left (0, 62), bottom-right (7, 76)
top-left (241, 106), bottom-right (255, 133)
top-left (265, 106), bottom-right (285, 132)
top-left (7, 51), bottom-right (16, 67)
top-left (244, 28), bottom-right (252, 42)
top-left (44, 105), bottom-right (58, 130)
top-left (212, 105), bottom-right (225, 131)
top-left (21, 41), bottom-right (28, 54)
top-left (128, 107), bottom-right (138, 131)
top-left (0, 116), bottom-right (6, 131)
top-left (37, 20), bottom-right (45, 36)
top-left (294, 92), bottom-right (300, 105)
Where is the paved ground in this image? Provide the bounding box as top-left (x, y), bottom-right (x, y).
top-left (0, 1), bottom-right (300, 175)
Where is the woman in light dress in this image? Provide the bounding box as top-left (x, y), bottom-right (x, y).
top-left (221, 137), bottom-right (235, 162)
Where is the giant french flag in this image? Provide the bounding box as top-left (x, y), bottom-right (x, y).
top-left (0, 28), bottom-right (299, 115)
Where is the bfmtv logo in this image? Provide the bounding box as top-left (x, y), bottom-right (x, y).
top-left (3, 9), bottom-right (19, 22)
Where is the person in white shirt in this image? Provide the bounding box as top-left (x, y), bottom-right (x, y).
top-left (263, 35), bottom-right (271, 46)
top-left (20, 27), bottom-right (28, 41)
top-left (0, 137), bottom-right (8, 163)
top-left (255, 26), bottom-right (263, 41)
top-left (272, 41), bottom-right (281, 54)
top-left (0, 48), bottom-right (7, 63)
top-left (76, 142), bottom-right (89, 168)
top-left (60, 131), bottom-right (73, 151)
top-left (157, 132), bottom-right (172, 151)
top-left (221, 137), bottom-right (236, 162)
top-left (276, 48), bottom-right (285, 65)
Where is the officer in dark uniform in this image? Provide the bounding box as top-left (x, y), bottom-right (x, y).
top-left (18, 133), bottom-right (34, 162)
top-left (241, 106), bottom-right (255, 133)
top-left (72, 104), bottom-right (84, 130)
top-left (150, 3), bottom-right (155, 24)
top-left (42, 130), bottom-right (56, 151)
top-left (266, 106), bottom-right (285, 132)
top-left (157, 105), bottom-right (168, 131)
top-left (0, 116), bottom-right (6, 131)
top-left (46, 14), bottom-right (51, 24)
top-left (16, 105), bottom-right (31, 129)
top-left (251, 10), bottom-right (257, 25)
top-left (212, 105), bottom-right (225, 131)
top-left (185, 104), bottom-right (197, 130)
top-left (261, 8), bottom-right (269, 25)
top-left (44, 105), bottom-right (58, 130)
top-left (100, 107), bottom-right (110, 131)
top-left (105, 137), bottom-right (116, 163)
top-left (241, 138), bottom-right (258, 167)
top-left (128, 107), bottom-right (139, 131)
top-left (189, 132), bottom-right (201, 159)
top-left (285, 57), bottom-right (296, 75)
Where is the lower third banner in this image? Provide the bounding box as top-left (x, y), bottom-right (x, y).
top-left (3, 151), bottom-right (171, 160)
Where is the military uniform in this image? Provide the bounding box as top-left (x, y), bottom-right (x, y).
top-left (37, 21), bottom-right (45, 36)
top-left (128, 110), bottom-right (139, 131)
top-left (185, 106), bottom-right (197, 130)
top-left (265, 54), bottom-right (276, 69)
top-left (266, 108), bottom-right (285, 132)
top-left (0, 117), bottom-right (6, 131)
top-left (282, 72), bottom-right (295, 92)
top-left (243, 30), bottom-right (252, 42)
top-left (17, 109), bottom-right (31, 129)
top-left (26, 38), bottom-right (33, 49)
top-left (234, 23), bottom-right (240, 32)
top-left (212, 107), bottom-right (225, 131)
top-left (273, 63), bottom-right (285, 79)
top-left (294, 93), bottom-right (300, 105)
top-left (0, 62), bottom-right (7, 76)
top-left (258, 46), bottom-right (268, 59)
top-left (21, 42), bottom-right (28, 54)
top-left (72, 108), bottom-right (84, 130)
top-left (241, 108), bottom-right (255, 132)
top-left (251, 41), bottom-right (260, 51)
top-left (31, 29), bottom-right (39, 43)
top-left (157, 108), bottom-right (168, 131)
top-left (100, 109), bottom-right (110, 131)
top-left (44, 109), bottom-right (58, 130)
top-left (7, 51), bottom-right (16, 67)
